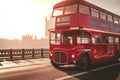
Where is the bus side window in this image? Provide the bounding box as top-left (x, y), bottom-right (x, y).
top-left (92, 35), bottom-right (101, 44)
top-left (77, 32), bottom-right (90, 44)
top-left (91, 8), bottom-right (99, 18)
top-left (100, 12), bottom-right (107, 20)
top-left (102, 36), bottom-right (108, 43)
top-left (114, 37), bottom-right (119, 44)
top-left (81, 37), bottom-right (89, 44)
top-left (77, 36), bottom-right (82, 44)
top-left (68, 36), bottom-right (73, 44)
top-left (108, 37), bottom-right (114, 44)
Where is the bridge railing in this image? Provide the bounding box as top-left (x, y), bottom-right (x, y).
top-left (0, 48), bottom-right (49, 61)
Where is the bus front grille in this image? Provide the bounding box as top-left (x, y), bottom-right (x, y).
top-left (54, 51), bottom-right (67, 64)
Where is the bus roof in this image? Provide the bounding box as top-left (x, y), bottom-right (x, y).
top-left (54, 0), bottom-right (80, 8)
top-left (53, 0), bottom-right (120, 18)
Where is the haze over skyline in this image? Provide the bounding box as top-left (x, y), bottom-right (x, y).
top-left (0, 0), bottom-right (120, 40)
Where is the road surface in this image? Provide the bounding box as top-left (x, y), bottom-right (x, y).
top-left (0, 59), bottom-right (120, 80)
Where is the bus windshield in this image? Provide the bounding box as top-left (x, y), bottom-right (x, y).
top-left (62, 32), bottom-right (73, 45)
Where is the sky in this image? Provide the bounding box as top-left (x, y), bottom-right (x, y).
top-left (0, 0), bottom-right (120, 40)
top-left (86, 0), bottom-right (120, 15)
top-left (0, 0), bottom-right (62, 40)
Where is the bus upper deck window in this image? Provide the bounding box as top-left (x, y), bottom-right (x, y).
top-left (64, 4), bottom-right (78, 14)
top-left (53, 7), bottom-right (64, 16)
top-left (100, 12), bottom-right (107, 20)
top-left (91, 8), bottom-right (99, 18)
top-left (107, 14), bottom-right (113, 22)
top-left (79, 4), bottom-right (90, 15)
top-left (114, 17), bottom-right (119, 24)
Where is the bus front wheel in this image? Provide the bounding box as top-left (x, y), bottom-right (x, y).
top-left (77, 54), bottom-right (90, 70)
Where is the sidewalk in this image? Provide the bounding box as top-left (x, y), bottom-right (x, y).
top-left (0, 58), bottom-right (50, 69)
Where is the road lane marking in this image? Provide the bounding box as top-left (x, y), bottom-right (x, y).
top-left (55, 72), bottom-right (88, 80)
top-left (55, 62), bottom-right (120, 80)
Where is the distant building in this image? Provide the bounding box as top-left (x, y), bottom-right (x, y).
top-left (34, 35), bottom-right (37, 40)
top-left (0, 37), bottom-right (49, 49)
top-left (22, 35), bottom-right (33, 41)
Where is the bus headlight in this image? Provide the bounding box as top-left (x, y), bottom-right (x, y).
top-left (72, 54), bottom-right (75, 58)
top-left (50, 53), bottom-right (53, 57)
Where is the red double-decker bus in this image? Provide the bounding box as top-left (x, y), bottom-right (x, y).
top-left (49, 0), bottom-right (120, 69)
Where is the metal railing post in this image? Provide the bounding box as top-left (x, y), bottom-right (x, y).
top-left (10, 49), bottom-right (13, 60)
top-left (22, 49), bottom-right (24, 59)
top-left (32, 48), bottom-right (35, 59)
top-left (41, 48), bottom-right (43, 58)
